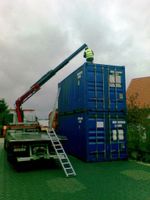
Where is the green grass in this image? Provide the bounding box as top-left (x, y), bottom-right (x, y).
top-left (1, 140), bottom-right (150, 200)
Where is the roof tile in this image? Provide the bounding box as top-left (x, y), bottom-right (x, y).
top-left (126, 76), bottom-right (150, 108)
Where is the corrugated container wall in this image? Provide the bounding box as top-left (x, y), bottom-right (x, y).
top-left (58, 63), bottom-right (126, 114)
top-left (58, 63), bottom-right (127, 162)
top-left (59, 112), bottom-right (127, 162)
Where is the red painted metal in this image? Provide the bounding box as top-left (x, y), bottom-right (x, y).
top-left (15, 83), bottom-right (40, 122)
top-left (15, 44), bottom-right (87, 122)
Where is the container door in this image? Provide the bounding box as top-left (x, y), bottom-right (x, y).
top-left (87, 113), bottom-right (107, 161)
top-left (108, 113), bottom-right (127, 160)
top-left (107, 67), bottom-right (126, 112)
top-left (86, 64), bottom-right (106, 112)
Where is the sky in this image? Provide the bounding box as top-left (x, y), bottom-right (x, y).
top-left (0, 0), bottom-right (150, 119)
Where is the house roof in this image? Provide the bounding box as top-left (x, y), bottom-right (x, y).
top-left (126, 76), bottom-right (150, 108)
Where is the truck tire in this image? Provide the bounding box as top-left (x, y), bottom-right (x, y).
top-left (4, 139), bottom-right (8, 151)
top-left (7, 152), bottom-right (15, 163)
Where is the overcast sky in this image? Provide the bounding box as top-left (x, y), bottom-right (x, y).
top-left (0, 0), bottom-right (150, 118)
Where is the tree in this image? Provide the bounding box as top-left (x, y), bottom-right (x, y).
top-left (127, 92), bottom-right (150, 125)
top-left (0, 99), bottom-right (10, 135)
top-left (0, 99), bottom-right (9, 113)
top-left (127, 93), bottom-right (150, 161)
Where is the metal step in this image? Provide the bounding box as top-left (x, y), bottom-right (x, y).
top-left (47, 128), bottom-right (76, 177)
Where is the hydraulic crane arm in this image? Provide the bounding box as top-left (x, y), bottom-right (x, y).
top-left (15, 43), bottom-right (87, 122)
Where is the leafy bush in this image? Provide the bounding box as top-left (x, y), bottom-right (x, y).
top-left (0, 99), bottom-right (10, 135)
top-left (127, 93), bottom-right (150, 162)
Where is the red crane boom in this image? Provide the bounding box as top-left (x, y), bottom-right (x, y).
top-left (15, 44), bottom-right (87, 122)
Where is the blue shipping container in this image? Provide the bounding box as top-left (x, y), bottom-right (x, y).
top-left (58, 62), bottom-right (126, 114)
top-left (58, 112), bottom-right (127, 162)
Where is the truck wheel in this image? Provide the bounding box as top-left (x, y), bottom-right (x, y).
top-left (7, 151), bottom-right (15, 163)
top-left (4, 139), bottom-right (7, 151)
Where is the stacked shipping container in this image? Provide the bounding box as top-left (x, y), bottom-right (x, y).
top-left (58, 62), bottom-right (127, 161)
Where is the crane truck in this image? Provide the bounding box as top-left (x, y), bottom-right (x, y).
top-left (4, 43), bottom-right (87, 163)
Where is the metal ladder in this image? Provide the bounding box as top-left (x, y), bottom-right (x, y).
top-left (47, 128), bottom-right (76, 177)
